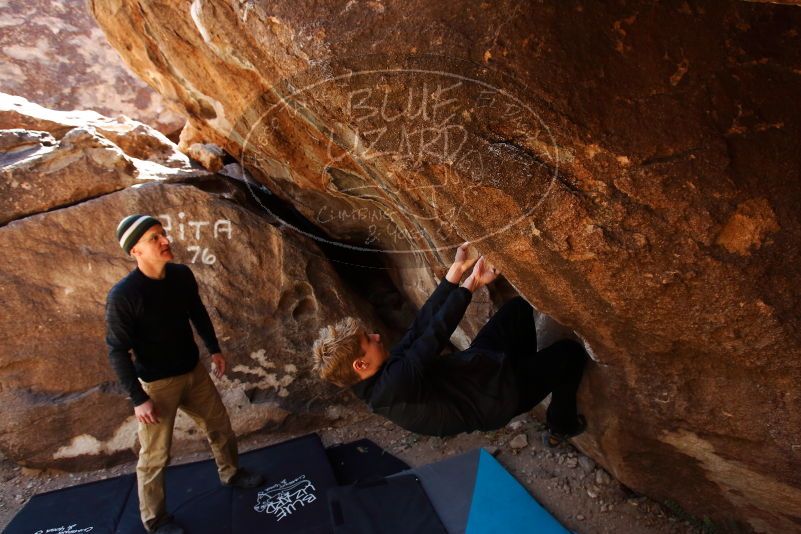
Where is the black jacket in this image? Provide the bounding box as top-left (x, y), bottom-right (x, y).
top-left (351, 278), bottom-right (520, 436)
top-left (105, 263), bottom-right (221, 406)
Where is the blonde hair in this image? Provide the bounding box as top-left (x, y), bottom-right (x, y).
top-left (312, 316), bottom-right (365, 387)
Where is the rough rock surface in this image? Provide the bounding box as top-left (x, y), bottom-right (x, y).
top-left (90, 1), bottom-right (801, 530)
top-left (0, 101), bottom-right (377, 470)
top-left (0, 0), bottom-right (183, 135)
top-left (0, 126), bottom-right (137, 225)
top-left (0, 180), bottom-right (374, 470)
top-left (0, 94), bottom-right (205, 225)
top-left (0, 93), bottom-right (192, 168)
top-left (178, 120), bottom-right (226, 172)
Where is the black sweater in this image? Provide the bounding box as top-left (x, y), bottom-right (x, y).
top-left (351, 279), bottom-right (520, 436)
top-left (105, 263), bottom-right (221, 406)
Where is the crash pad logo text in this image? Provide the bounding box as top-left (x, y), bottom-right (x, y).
top-left (253, 474), bottom-right (317, 521)
top-left (33, 524), bottom-right (93, 534)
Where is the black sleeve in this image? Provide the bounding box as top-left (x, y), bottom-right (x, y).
top-left (380, 287), bottom-right (472, 399)
top-left (393, 278), bottom-right (460, 354)
top-left (184, 266), bottom-right (221, 354)
top-left (105, 290), bottom-right (149, 406)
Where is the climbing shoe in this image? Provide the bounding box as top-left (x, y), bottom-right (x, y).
top-left (224, 467), bottom-right (265, 489)
top-left (152, 517), bottom-right (185, 534)
top-left (542, 414), bottom-right (587, 448)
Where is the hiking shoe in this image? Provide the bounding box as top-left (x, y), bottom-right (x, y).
top-left (542, 414), bottom-right (587, 448)
top-left (152, 519), bottom-right (185, 534)
top-left (224, 467), bottom-right (264, 489)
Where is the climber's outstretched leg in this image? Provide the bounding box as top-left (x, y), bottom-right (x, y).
top-left (514, 339), bottom-right (588, 436)
top-left (471, 296), bottom-right (588, 435)
top-left (469, 296), bottom-right (538, 357)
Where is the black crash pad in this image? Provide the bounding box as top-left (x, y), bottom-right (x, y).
top-left (6, 433), bottom-right (338, 534)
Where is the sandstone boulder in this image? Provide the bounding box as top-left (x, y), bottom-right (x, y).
top-left (0, 93), bottom-right (192, 168)
top-left (0, 180), bottom-right (374, 470)
top-left (0, 0), bottom-right (183, 135)
top-left (0, 94), bottom-right (208, 226)
top-left (1, 127), bottom-right (137, 225)
top-left (178, 120), bottom-right (226, 172)
top-left (90, 1), bottom-right (801, 530)
top-left (186, 143), bottom-right (226, 172)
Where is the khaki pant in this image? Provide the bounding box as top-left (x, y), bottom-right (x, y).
top-left (137, 362), bottom-right (238, 531)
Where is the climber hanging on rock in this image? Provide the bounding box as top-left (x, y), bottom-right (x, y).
top-left (312, 242), bottom-right (588, 446)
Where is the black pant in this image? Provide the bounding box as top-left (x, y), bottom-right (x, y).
top-left (469, 297), bottom-right (588, 434)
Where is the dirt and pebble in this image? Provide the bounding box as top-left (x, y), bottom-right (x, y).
top-left (0, 407), bottom-right (703, 533)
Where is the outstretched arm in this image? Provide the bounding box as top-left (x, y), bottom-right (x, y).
top-left (378, 283), bottom-right (473, 400)
top-left (395, 243), bottom-right (479, 352)
top-left (402, 256), bottom-right (498, 367)
top-left (402, 285), bottom-right (473, 367)
top-left (377, 255), bottom-right (501, 401)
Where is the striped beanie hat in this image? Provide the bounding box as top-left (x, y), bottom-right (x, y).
top-left (116, 214), bottom-right (161, 255)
